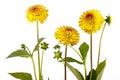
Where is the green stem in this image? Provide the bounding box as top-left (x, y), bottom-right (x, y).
top-left (68, 45), bottom-right (82, 59)
top-left (83, 61), bottom-right (87, 80)
top-left (90, 34), bottom-right (93, 70)
top-left (26, 46), bottom-right (31, 54)
top-left (97, 22), bottom-right (107, 66)
top-left (31, 56), bottom-right (37, 80)
top-left (41, 49), bottom-right (44, 73)
top-left (36, 21), bottom-right (41, 80)
top-left (26, 46), bottom-right (37, 80)
top-left (64, 45), bottom-right (67, 80)
top-left (90, 34), bottom-right (93, 80)
top-left (69, 44), bottom-right (87, 79)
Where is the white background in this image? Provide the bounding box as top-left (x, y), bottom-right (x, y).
top-left (0, 0), bottom-right (119, 80)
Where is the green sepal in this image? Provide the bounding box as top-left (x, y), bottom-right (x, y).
top-left (33, 38), bottom-right (45, 51)
top-left (59, 57), bottom-right (83, 64)
top-left (6, 50), bottom-right (31, 58)
top-left (96, 60), bottom-right (106, 80)
top-left (9, 72), bottom-right (32, 80)
top-left (79, 42), bottom-right (89, 60)
top-left (67, 63), bottom-right (84, 80)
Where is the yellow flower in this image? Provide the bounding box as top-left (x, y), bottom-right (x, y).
top-left (55, 26), bottom-right (80, 46)
top-left (79, 10), bottom-right (104, 34)
top-left (26, 4), bottom-right (48, 24)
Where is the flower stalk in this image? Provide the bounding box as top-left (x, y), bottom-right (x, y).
top-left (26, 45), bottom-right (37, 80)
top-left (25, 45), bottom-right (37, 80)
top-left (36, 21), bottom-right (42, 80)
top-left (83, 61), bottom-right (87, 80)
top-left (90, 34), bottom-right (93, 70)
top-left (90, 34), bottom-right (93, 80)
top-left (68, 45), bottom-right (82, 59)
top-left (31, 56), bottom-right (37, 80)
top-left (64, 45), bottom-right (68, 80)
top-left (41, 49), bottom-right (44, 73)
top-left (97, 22), bottom-right (107, 65)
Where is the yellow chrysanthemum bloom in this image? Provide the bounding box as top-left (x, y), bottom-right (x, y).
top-left (79, 10), bottom-right (104, 34)
top-left (55, 26), bottom-right (80, 46)
top-left (26, 4), bottom-right (48, 24)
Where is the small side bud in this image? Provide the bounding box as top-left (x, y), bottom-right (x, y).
top-left (105, 15), bottom-right (112, 25)
top-left (54, 50), bottom-right (62, 60)
top-left (41, 42), bottom-right (49, 50)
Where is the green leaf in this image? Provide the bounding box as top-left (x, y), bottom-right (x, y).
top-left (67, 63), bottom-right (84, 80)
top-left (33, 38), bottom-right (45, 51)
top-left (6, 50), bottom-right (31, 58)
top-left (79, 42), bottom-right (89, 60)
top-left (96, 60), bottom-right (106, 80)
top-left (48, 77), bottom-right (50, 80)
top-left (86, 69), bottom-right (96, 80)
top-left (9, 72), bottom-right (32, 80)
top-left (59, 57), bottom-right (83, 64)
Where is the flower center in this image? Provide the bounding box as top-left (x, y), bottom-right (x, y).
top-left (65, 28), bottom-right (72, 32)
top-left (85, 13), bottom-right (94, 20)
top-left (32, 7), bottom-right (40, 12)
